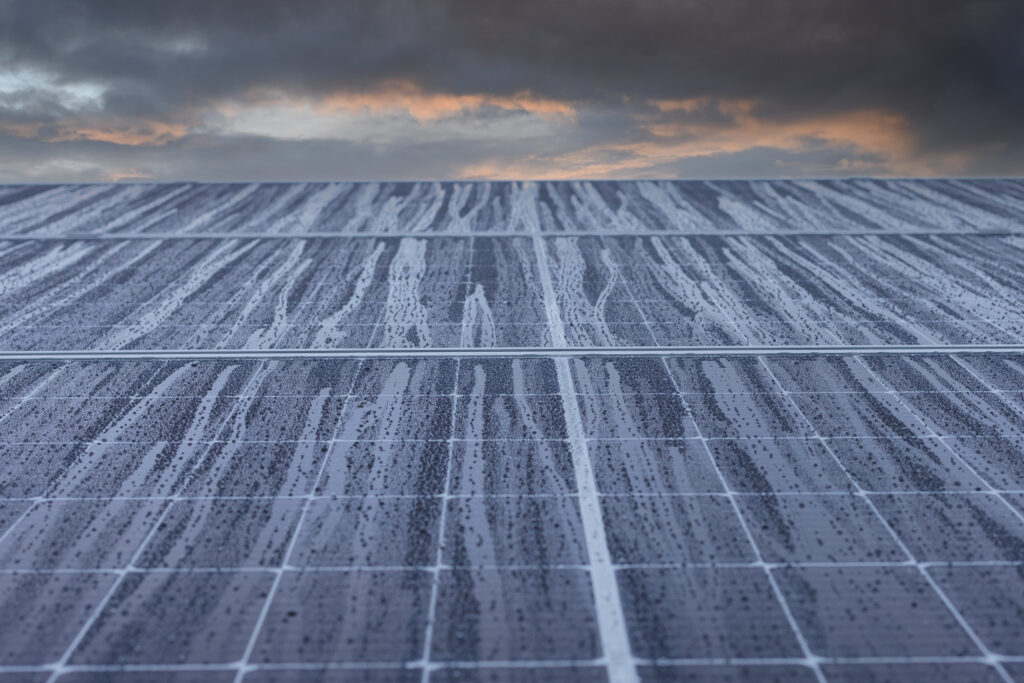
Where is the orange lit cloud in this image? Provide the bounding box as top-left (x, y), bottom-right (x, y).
top-left (106, 168), bottom-right (153, 181)
top-left (0, 87), bottom-right (979, 180)
top-left (215, 81), bottom-right (578, 125)
top-left (3, 1), bottom-right (1019, 181)
top-left (0, 119), bottom-right (189, 146)
top-left (312, 81), bottom-right (576, 121)
top-left (461, 98), bottom-right (970, 180)
top-left (642, 97), bottom-right (909, 155)
top-left (52, 122), bottom-right (190, 146)
top-left (211, 83), bottom-right (577, 143)
top-left (1, 81), bottom-right (576, 149)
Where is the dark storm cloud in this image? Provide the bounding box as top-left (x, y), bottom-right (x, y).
top-left (1, 0), bottom-right (1022, 180)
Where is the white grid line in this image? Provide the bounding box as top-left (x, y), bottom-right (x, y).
top-left (604, 246), bottom-right (826, 680)
top-left (42, 499), bottom-right (175, 683)
top-left (2, 344), bottom-right (1024, 361)
top-left (6, 388), bottom-right (1024, 400)
top-left (852, 358), bottom-right (1024, 529)
top-left (757, 355), bottom-right (1016, 683)
top-left (532, 227), bottom-right (639, 682)
top-left (5, 652), bottom-right (1024, 677)
top-left (38, 360), bottom-right (276, 682)
top-left (4, 187), bottom-right (1024, 677)
top-left (0, 433), bottom-right (1018, 444)
top-left (417, 362), bottom-right (458, 681)
top-left (232, 358), bottom-right (369, 682)
top-left (0, 349), bottom-right (1021, 668)
top-left (669, 382), bottom-right (828, 682)
top-left (4, 490), bottom-right (1023, 503)
top-left (34, 358), bottom-right (284, 671)
top-left (3, 558), bottom-right (1024, 574)
top-left (0, 434), bottom-right (1021, 455)
top-left (13, 314), bottom-right (1012, 323)
top-left (626, 252), bottom-right (1015, 672)
top-left (3, 228), bottom-right (1019, 241)
top-left (0, 502), bottom-right (42, 552)
top-left (419, 242), bottom-right (475, 681)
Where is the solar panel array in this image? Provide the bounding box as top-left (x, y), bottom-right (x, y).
top-left (0, 179), bottom-right (1023, 683)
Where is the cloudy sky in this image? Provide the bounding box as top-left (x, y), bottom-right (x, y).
top-left (1, 0), bottom-right (1022, 182)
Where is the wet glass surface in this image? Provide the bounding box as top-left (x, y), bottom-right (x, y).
top-left (1, 179), bottom-right (1022, 681)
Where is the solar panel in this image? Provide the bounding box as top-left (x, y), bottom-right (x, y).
top-left (0, 179), bottom-right (1023, 682)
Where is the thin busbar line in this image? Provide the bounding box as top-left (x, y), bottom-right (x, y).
top-left (42, 501), bottom-right (177, 683)
top-left (818, 315), bottom-right (1024, 507)
top-left (840, 320), bottom-right (1024, 533)
top-left (41, 357), bottom-right (273, 676)
top-left (13, 316), bottom-right (1017, 328)
top-left (626, 323), bottom-right (828, 683)
top-left (803, 322), bottom-right (1024, 676)
top-left (5, 387), bottom-right (1024, 400)
top-left (0, 432), bottom-right (1018, 444)
top-left (418, 357), bottom-right (459, 682)
top-left (420, 236), bottom-right (476, 681)
top-left (667, 386), bottom-right (827, 681)
top-left (0, 431), bottom-right (1022, 445)
top-left (5, 557), bottom-right (1024, 576)
top-left (849, 356), bottom-right (1024, 531)
top-left (231, 357), bottom-right (369, 683)
top-left (2, 343), bottom-right (1024, 362)
top-left (6, 651), bottom-right (1024, 676)
top-left (0, 227), bottom-right (1019, 241)
top-left (7, 489), bottom-right (1024, 502)
top-left (39, 361), bottom-right (241, 683)
top-left (757, 355), bottom-right (1016, 683)
top-left (613, 248), bottom-right (864, 682)
top-left (613, 232), bottom-right (830, 678)
top-left (531, 225), bottom-right (639, 682)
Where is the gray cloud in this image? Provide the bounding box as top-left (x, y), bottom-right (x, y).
top-left (1, 0), bottom-right (1022, 180)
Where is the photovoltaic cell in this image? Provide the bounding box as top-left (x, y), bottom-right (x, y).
top-left (0, 179), bottom-right (1022, 682)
